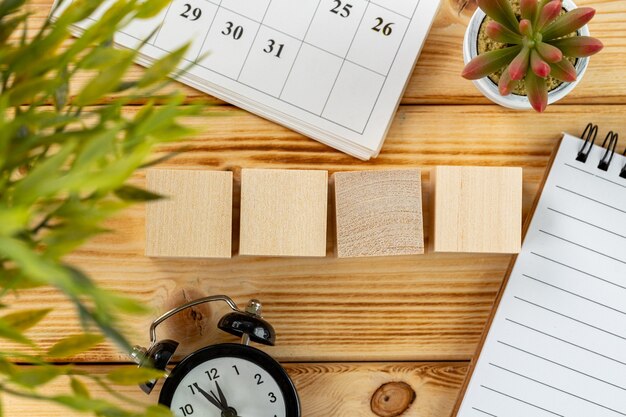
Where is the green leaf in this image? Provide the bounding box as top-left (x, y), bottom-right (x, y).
top-left (106, 366), bottom-right (165, 385)
top-left (10, 365), bottom-right (62, 387)
top-left (7, 78), bottom-right (59, 106)
top-left (11, 141), bottom-right (76, 205)
top-left (138, 45), bottom-right (188, 88)
top-left (114, 185), bottom-right (162, 202)
top-left (146, 404), bottom-right (174, 417)
top-left (134, 0), bottom-right (172, 19)
top-left (79, 47), bottom-right (132, 70)
top-left (74, 49), bottom-right (136, 106)
top-left (70, 377), bottom-right (91, 398)
top-left (0, 318), bottom-right (34, 346)
top-left (47, 333), bottom-right (105, 358)
top-left (462, 45), bottom-right (522, 80)
top-left (0, 308), bottom-right (51, 332)
top-left (0, 0), bottom-right (26, 16)
top-left (52, 395), bottom-right (116, 413)
top-left (477, 0), bottom-right (520, 32)
top-left (0, 207), bottom-right (29, 235)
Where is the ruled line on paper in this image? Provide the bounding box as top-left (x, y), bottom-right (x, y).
top-left (531, 252), bottom-right (626, 291)
top-left (522, 274), bottom-right (626, 316)
top-left (539, 230), bottom-right (626, 265)
top-left (547, 207), bottom-right (626, 239)
top-left (556, 185), bottom-right (626, 214)
top-left (472, 407), bottom-right (497, 417)
top-left (505, 318), bottom-right (626, 367)
top-left (513, 296), bottom-right (626, 341)
top-left (479, 385), bottom-right (564, 417)
top-left (595, 174), bottom-right (626, 189)
top-left (565, 162), bottom-right (595, 176)
top-left (489, 363), bottom-right (626, 416)
top-left (497, 340), bottom-right (626, 392)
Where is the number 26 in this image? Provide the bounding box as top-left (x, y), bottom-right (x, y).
top-left (264, 39), bottom-right (285, 58)
top-left (372, 17), bottom-right (393, 36)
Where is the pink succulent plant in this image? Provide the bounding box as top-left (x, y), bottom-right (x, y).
top-left (462, 0), bottom-right (603, 112)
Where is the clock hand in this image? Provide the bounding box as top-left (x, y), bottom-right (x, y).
top-left (215, 380), bottom-right (229, 408)
top-left (193, 383), bottom-right (227, 412)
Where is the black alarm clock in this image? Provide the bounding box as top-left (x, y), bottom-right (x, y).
top-left (130, 295), bottom-right (300, 417)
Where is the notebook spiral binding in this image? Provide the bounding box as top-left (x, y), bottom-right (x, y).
top-left (577, 122), bottom-right (626, 179)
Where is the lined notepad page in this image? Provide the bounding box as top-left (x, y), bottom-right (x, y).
top-left (457, 133), bottom-right (626, 417)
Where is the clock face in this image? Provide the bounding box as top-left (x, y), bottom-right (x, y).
top-left (159, 344), bottom-right (299, 417)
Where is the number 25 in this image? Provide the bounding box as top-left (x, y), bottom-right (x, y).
top-left (330, 0), bottom-right (352, 17)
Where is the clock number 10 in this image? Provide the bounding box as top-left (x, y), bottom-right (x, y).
top-left (264, 39), bottom-right (285, 58)
top-left (179, 404), bottom-right (194, 416)
top-left (180, 4), bottom-right (201, 21)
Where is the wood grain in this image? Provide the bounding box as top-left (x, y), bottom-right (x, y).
top-left (4, 362), bottom-right (468, 417)
top-left (239, 169), bottom-right (328, 257)
top-left (8, 3), bottom-right (626, 416)
top-left (3, 105), bottom-right (626, 364)
top-left (24, 0), bottom-right (626, 105)
top-left (334, 169), bottom-right (424, 258)
top-left (146, 169), bottom-right (233, 259)
top-left (431, 166), bottom-right (522, 254)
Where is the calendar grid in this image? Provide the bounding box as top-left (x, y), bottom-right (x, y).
top-left (193, 0), bottom-right (224, 63)
top-left (235, 0), bottom-right (274, 81)
top-left (320, 1), bottom-right (372, 117)
top-left (369, 1), bottom-right (416, 19)
top-left (360, 0), bottom-right (422, 133)
top-left (278, 0), bottom-right (322, 98)
top-left (69, 0), bottom-right (427, 136)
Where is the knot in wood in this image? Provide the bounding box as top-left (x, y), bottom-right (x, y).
top-left (370, 381), bottom-right (416, 417)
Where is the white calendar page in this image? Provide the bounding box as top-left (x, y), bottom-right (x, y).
top-left (53, 0), bottom-right (441, 159)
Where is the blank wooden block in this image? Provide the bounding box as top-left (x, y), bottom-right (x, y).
top-left (239, 169), bottom-right (328, 257)
top-left (334, 169), bottom-right (424, 258)
top-left (430, 166), bottom-right (522, 254)
top-left (145, 169), bottom-right (232, 258)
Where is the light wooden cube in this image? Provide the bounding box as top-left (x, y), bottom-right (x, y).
top-left (334, 169), bottom-right (424, 258)
top-left (430, 166), bottom-right (522, 254)
top-left (145, 169), bottom-right (233, 258)
top-left (239, 169), bottom-right (328, 257)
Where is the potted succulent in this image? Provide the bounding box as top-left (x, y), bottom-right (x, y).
top-left (462, 0), bottom-right (603, 112)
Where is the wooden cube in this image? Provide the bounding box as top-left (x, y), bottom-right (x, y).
top-left (333, 169), bottom-right (424, 258)
top-left (239, 169), bottom-right (328, 257)
top-left (145, 169), bottom-right (233, 258)
top-left (430, 166), bottom-right (522, 254)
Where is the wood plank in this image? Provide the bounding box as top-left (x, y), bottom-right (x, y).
top-left (24, 0), bottom-right (626, 105)
top-left (3, 362), bottom-right (468, 417)
top-left (5, 104), bottom-right (625, 363)
top-left (430, 166), bottom-right (522, 254)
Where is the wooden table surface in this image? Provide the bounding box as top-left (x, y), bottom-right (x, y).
top-left (9, 0), bottom-right (626, 416)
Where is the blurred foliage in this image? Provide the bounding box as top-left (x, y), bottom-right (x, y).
top-left (0, 0), bottom-right (200, 415)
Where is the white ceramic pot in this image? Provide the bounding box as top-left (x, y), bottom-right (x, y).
top-left (462, 0), bottom-right (590, 110)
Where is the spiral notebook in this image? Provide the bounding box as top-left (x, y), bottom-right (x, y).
top-left (51, 0), bottom-right (441, 160)
top-left (454, 125), bottom-right (626, 417)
